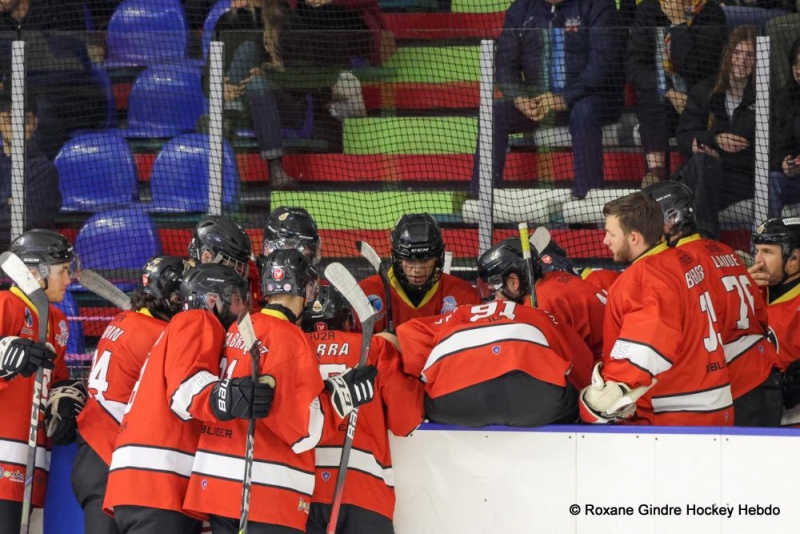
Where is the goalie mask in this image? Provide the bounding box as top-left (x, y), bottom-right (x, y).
top-left (188, 215), bottom-right (252, 278)
top-left (644, 181), bottom-right (697, 241)
top-left (181, 263), bottom-right (250, 330)
top-left (261, 249), bottom-right (319, 305)
top-left (391, 213), bottom-right (445, 294)
top-left (301, 284), bottom-right (354, 333)
top-left (262, 207), bottom-right (321, 265)
top-left (10, 229), bottom-right (78, 282)
top-left (477, 238), bottom-right (530, 303)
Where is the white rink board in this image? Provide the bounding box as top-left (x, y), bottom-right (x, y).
top-left (391, 425), bottom-right (798, 534)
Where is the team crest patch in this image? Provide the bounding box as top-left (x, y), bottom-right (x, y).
top-left (441, 296), bottom-right (457, 313)
top-left (322, 471), bottom-right (331, 482)
top-left (368, 295), bottom-right (383, 312)
top-left (272, 266), bottom-right (285, 281)
top-left (55, 320), bottom-right (69, 348)
top-left (315, 322), bottom-right (327, 331)
top-left (492, 345), bottom-right (501, 354)
top-left (24, 308), bottom-right (33, 328)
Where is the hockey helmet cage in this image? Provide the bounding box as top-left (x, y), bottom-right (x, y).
top-left (180, 263), bottom-right (250, 329)
top-left (301, 284), bottom-right (354, 333)
top-left (260, 248), bottom-right (319, 303)
top-left (188, 215), bottom-right (252, 277)
top-left (262, 207), bottom-right (321, 265)
top-left (10, 229), bottom-right (77, 280)
top-left (390, 213), bottom-right (445, 292)
top-left (644, 181), bottom-right (697, 238)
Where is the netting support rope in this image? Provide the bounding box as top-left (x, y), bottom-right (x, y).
top-left (208, 41), bottom-right (225, 216)
top-left (754, 35), bottom-right (771, 227)
top-left (10, 41), bottom-right (25, 241)
top-left (477, 39), bottom-right (495, 256)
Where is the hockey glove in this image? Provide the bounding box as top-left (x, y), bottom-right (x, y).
top-left (579, 363), bottom-right (640, 424)
top-left (45, 379), bottom-right (87, 445)
top-left (0, 336), bottom-right (55, 380)
top-left (211, 376), bottom-right (275, 421)
top-left (325, 365), bottom-right (378, 419)
top-left (783, 360), bottom-right (800, 410)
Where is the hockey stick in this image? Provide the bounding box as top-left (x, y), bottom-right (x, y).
top-left (530, 226), bottom-right (551, 256)
top-left (78, 269), bottom-right (132, 310)
top-left (517, 223), bottom-right (538, 308)
top-left (356, 240), bottom-right (394, 333)
top-left (443, 251), bottom-right (453, 275)
top-left (236, 311), bottom-right (275, 534)
top-left (323, 262), bottom-right (377, 534)
top-left (0, 252), bottom-right (50, 534)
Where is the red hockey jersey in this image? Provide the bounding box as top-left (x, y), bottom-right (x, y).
top-left (676, 235), bottom-right (777, 398)
top-left (359, 268), bottom-right (479, 333)
top-left (77, 309), bottom-right (168, 465)
top-left (103, 309), bottom-right (225, 517)
top-left (397, 300), bottom-right (594, 398)
top-left (602, 244), bottom-right (734, 426)
top-left (765, 282), bottom-right (800, 371)
top-left (579, 267), bottom-right (621, 293)
top-left (534, 271), bottom-right (606, 361)
top-left (183, 308), bottom-right (327, 530)
top-left (0, 287), bottom-right (69, 506)
top-left (307, 331), bottom-right (423, 521)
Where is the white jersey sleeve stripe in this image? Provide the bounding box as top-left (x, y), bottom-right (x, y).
top-left (651, 384), bottom-right (733, 414)
top-left (722, 334), bottom-right (762, 364)
top-left (291, 396), bottom-right (324, 454)
top-left (315, 446), bottom-right (395, 487)
top-left (0, 439), bottom-right (50, 471)
top-left (109, 444), bottom-right (195, 478)
top-left (98, 398), bottom-right (128, 424)
top-left (609, 339), bottom-right (672, 376)
top-left (170, 370), bottom-right (219, 421)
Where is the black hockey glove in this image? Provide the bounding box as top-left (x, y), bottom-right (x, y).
top-left (45, 379), bottom-right (87, 446)
top-left (211, 376), bottom-right (275, 421)
top-left (0, 336), bottom-right (55, 380)
top-left (783, 360), bottom-right (800, 410)
top-left (325, 365), bottom-right (378, 419)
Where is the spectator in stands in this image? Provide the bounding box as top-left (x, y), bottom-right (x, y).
top-left (674, 25), bottom-right (757, 239)
top-left (470, 0), bottom-right (624, 200)
top-left (0, 94), bottom-right (61, 250)
top-left (0, 0), bottom-right (86, 31)
top-left (769, 37), bottom-right (800, 217)
top-left (204, 0), bottom-right (310, 189)
top-left (626, 0), bottom-right (727, 186)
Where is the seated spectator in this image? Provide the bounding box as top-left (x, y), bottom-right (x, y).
top-left (0, 0), bottom-right (85, 31)
top-left (626, 0), bottom-right (726, 185)
top-left (0, 94), bottom-right (62, 250)
top-left (769, 36), bottom-right (800, 217)
top-left (205, 0), bottom-right (311, 189)
top-left (470, 0), bottom-right (624, 200)
top-left (674, 25), bottom-right (757, 239)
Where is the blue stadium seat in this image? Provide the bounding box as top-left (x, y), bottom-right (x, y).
top-left (74, 208), bottom-right (161, 280)
top-left (149, 133), bottom-right (240, 213)
top-left (105, 0), bottom-right (189, 68)
top-left (54, 290), bottom-right (86, 356)
top-left (202, 0), bottom-right (232, 63)
top-left (125, 62), bottom-right (206, 138)
top-left (55, 131), bottom-right (138, 213)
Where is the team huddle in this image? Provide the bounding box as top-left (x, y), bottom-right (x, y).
top-left (1, 184), bottom-right (800, 533)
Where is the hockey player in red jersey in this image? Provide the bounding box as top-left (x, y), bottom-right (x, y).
top-left (103, 264), bottom-right (266, 532)
top-left (397, 258), bottom-right (594, 427)
top-left (73, 255), bottom-right (184, 534)
top-left (749, 217), bottom-right (800, 425)
top-left (183, 250), bottom-right (378, 533)
top-left (581, 192), bottom-right (734, 426)
top-left (359, 213), bottom-right (479, 333)
top-left (0, 229), bottom-right (84, 530)
top-left (477, 238), bottom-right (606, 362)
top-left (646, 182), bottom-right (782, 426)
top-left (301, 285), bottom-right (424, 534)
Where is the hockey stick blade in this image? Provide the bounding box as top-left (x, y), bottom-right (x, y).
top-left (443, 251), bottom-right (453, 275)
top-left (324, 263), bottom-right (376, 326)
top-left (79, 269), bottom-right (132, 310)
top-left (355, 240), bottom-right (382, 273)
top-left (355, 241), bottom-right (394, 332)
top-left (0, 252), bottom-right (50, 534)
top-left (530, 226), bottom-right (551, 256)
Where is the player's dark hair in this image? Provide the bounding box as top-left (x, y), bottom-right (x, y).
top-left (602, 192), bottom-right (664, 247)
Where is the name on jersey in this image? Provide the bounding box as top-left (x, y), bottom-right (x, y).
top-left (316, 342), bottom-right (351, 358)
top-left (225, 332), bottom-right (268, 355)
top-left (685, 265), bottom-right (705, 289)
top-left (101, 325), bottom-right (125, 342)
top-left (200, 424), bottom-right (232, 438)
top-left (710, 253), bottom-right (740, 269)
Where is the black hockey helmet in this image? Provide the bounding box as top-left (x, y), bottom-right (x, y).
top-left (644, 181), bottom-right (696, 239)
top-left (141, 255), bottom-right (185, 300)
top-left (752, 217), bottom-right (800, 261)
top-left (262, 207), bottom-right (321, 265)
top-left (390, 213), bottom-right (445, 293)
top-left (477, 238), bottom-right (530, 301)
top-left (260, 248), bottom-right (319, 303)
top-left (301, 284), bottom-right (354, 333)
top-left (188, 215), bottom-right (252, 277)
top-left (181, 263), bottom-right (250, 329)
top-left (10, 229), bottom-right (77, 280)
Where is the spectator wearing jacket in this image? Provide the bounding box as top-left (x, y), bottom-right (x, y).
top-left (626, 0), bottom-right (727, 185)
top-left (470, 0), bottom-right (624, 199)
top-left (769, 37), bottom-right (800, 217)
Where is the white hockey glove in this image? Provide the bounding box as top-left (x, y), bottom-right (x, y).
top-left (579, 363), bottom-right (654, 424)
top-left (325, 365), bottom-right (378, 419)
top-left (46, 379), bottom-right (87, 445)
top-left (0, 336), bottom-right (56, 380)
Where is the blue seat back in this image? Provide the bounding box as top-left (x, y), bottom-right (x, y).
top-left (202, 0), bottom-right (233, 62)
top-left (54, 291), bottom-right (86, 356)
top-left (125, 62), bottom-right (206, 138)
top-left (149, 133), bottom-right (240, 213)
top-left (106, 0), bottom-right (188, 67)
top-left (55, 132), bottom-right (138, 213)
top-left (75, 208), bottom-right (161, 271)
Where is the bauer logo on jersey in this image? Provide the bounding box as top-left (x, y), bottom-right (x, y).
top-left (55, 319), bottom-right (69, 347)
top-left (272, 266), bottom-right (285, 281)
top-left (441, 295), bottom-right (457, 313)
